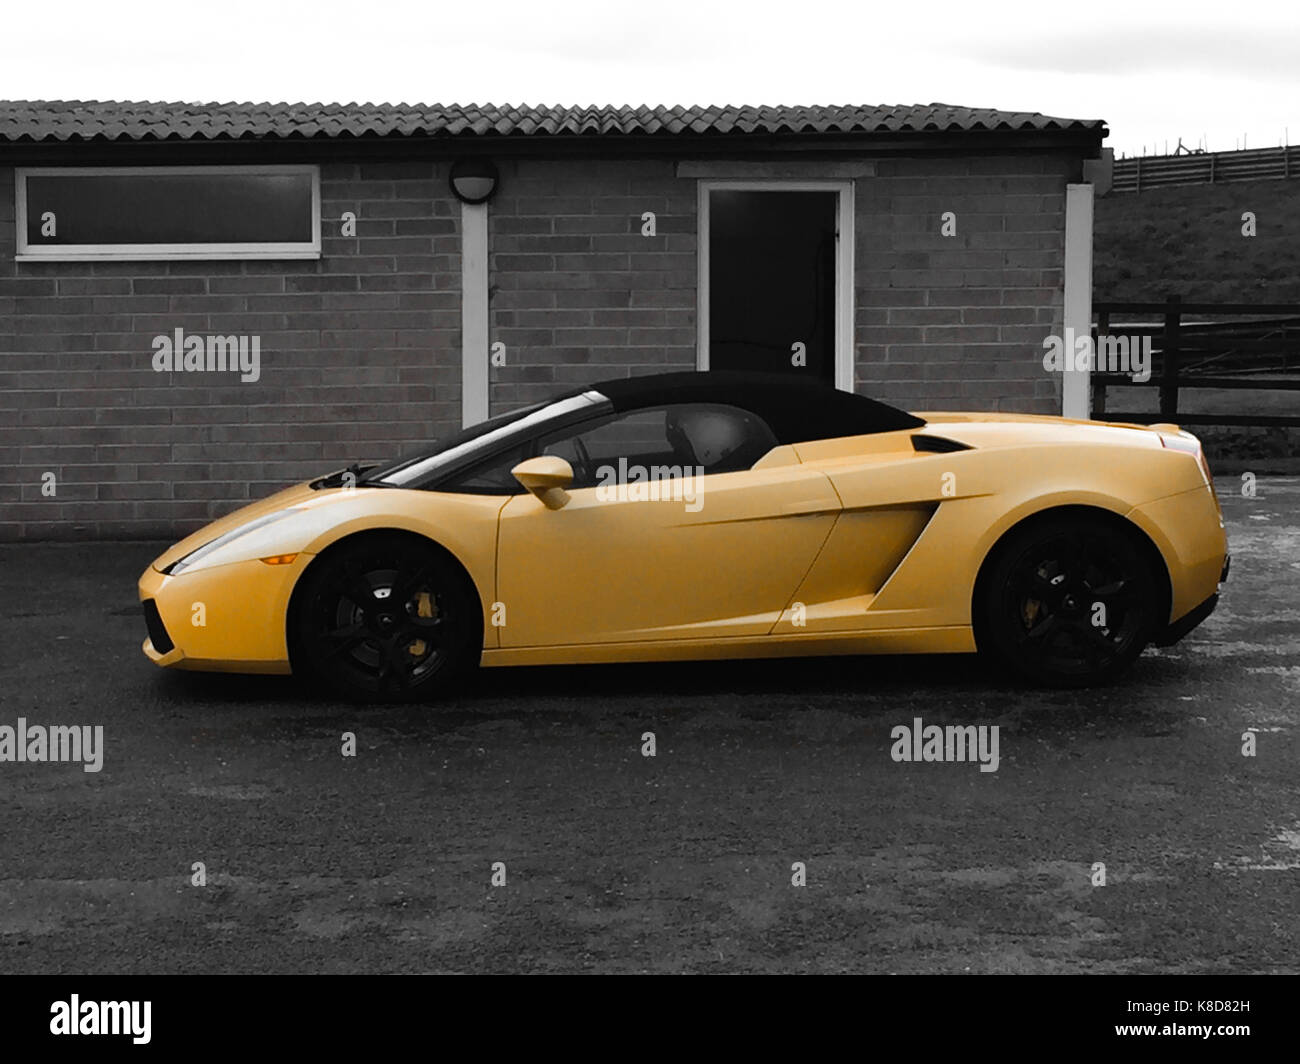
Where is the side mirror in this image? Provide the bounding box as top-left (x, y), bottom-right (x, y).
top-left (511, 455), bottom-right (574, 510)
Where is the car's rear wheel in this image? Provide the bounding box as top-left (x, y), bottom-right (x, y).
top-left (289, 534), bottom-right (480, 703)
top-left (977, 515), bottom-right (1160, 687)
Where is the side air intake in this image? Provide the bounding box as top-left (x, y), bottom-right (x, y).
top-left (912, 434), bottom-right (972, 454)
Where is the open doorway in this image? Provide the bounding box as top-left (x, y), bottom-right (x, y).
top-left (698, 181), bottom-right (854, 390)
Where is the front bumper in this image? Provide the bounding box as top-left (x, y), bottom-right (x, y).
top-left (138, 554), bottom-right (306, 674)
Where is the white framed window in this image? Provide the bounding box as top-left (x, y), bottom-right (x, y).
top-left (15, 165), bottom-right (321, 261)
top-left (697, 179), bottom-right (855, 392)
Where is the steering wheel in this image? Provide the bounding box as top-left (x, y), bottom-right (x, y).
top-left (570, 435), bottom-right (592, 485)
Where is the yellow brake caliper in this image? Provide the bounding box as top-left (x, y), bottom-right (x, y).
top-left (409, 591), bottom-right (436, 657)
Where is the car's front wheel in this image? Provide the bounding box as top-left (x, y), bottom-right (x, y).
top-left (977, 515), bottom-right (1161, 687)
top-left (289, 533), bottom-right (481, 703)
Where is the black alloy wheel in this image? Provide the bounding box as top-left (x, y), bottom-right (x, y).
top-left (979, 516), bottom-right (1160, 686)
top-left (290, 534), bottom-right (480, 703)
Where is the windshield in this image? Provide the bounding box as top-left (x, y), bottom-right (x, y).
top-left (364, 391), bottom-right (605, 488)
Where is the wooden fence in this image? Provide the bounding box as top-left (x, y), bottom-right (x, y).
top-left (1112, 146), bottom-right (1300, 193)
top-left (1091, 297), bottom-right (1300, 427)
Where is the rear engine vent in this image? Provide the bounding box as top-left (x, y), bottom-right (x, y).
top-left (912, 434), bottom-right (972, 454)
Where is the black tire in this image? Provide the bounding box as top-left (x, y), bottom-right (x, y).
top-left (288, 533), bottom-right (481, 703)
top-left (976, 515), bottom-right (1160, 687)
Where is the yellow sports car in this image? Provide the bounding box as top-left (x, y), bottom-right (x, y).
top-left (139, 371), bottom-right (1229, 701)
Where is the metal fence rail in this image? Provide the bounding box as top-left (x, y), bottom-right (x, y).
top-left (1112, 146), bottom-right (1300, 193)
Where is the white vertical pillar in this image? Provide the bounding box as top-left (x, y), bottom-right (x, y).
top-left (461, 201), bottom-right (489, 428)
top-left (1062, 183), bottom-right (1095, 420)
top-left (835, 180), bottom-right (856, 393)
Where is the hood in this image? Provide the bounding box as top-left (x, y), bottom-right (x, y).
top-left (151, 481), bottom-right (319, 572)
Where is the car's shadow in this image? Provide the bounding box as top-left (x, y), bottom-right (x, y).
top-left (145, 646), bottom-right (1198, 743)
top-left (152, 652), bottom-right (992, 704)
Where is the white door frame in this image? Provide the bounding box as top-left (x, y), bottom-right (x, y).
top-left (696, 180), bottom-right (856, 393)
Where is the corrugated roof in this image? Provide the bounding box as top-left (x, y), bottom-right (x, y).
top-left (0, 101), bottom-right (1105, 143)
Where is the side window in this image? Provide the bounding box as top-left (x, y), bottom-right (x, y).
top-left (537, 403), bottom-right (777, 490)
top-left (437, 443), bottom-right (530, 495)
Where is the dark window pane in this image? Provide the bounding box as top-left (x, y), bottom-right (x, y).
top-left (25, 171), bottom-right (314, 246)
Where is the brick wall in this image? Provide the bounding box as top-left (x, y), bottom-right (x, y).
top-left (0, 161), bottom-right (463, 541)
top-left (488, 157), bottom-right (698, 413)
top-left (0, 150), bottom-right (1073, 541)
top-left (486, 152), bottom-right (1068, 417)
top-left (855, 154), bottom-right (1069, 413)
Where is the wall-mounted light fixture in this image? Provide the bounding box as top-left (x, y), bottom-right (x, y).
top-left (449, 158), bottom-right (500, 205)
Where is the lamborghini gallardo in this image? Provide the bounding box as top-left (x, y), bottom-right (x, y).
top-left (139, 371), bottom-right (1229, 700)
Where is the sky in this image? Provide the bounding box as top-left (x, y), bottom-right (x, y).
top-left (1, 0), bottom-right (1296, 158)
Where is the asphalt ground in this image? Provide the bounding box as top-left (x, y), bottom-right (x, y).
top-left (0, 480), bottom-right (1296, 973)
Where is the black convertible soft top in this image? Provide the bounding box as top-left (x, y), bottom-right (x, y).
top-left (363, 370), bottom-right (927, 488)
top-left (586, 371), bottom-right (925, 445)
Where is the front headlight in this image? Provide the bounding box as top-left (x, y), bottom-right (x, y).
top-left (167, 509), bottom-right (303, 575)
